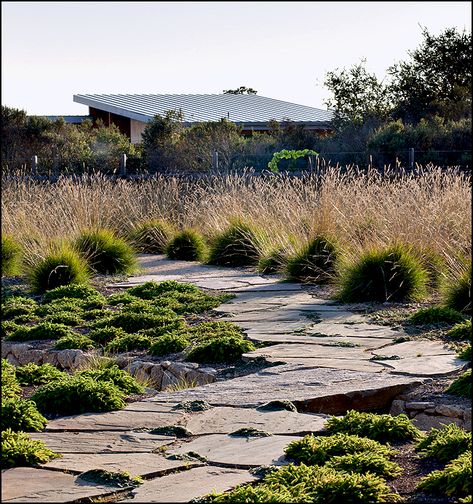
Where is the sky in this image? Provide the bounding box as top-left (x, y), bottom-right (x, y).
top-left (1, 1), bottom-right (471, 115)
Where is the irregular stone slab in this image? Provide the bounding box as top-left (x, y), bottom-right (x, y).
top-left (370, 340), bottom-right (455, 358)
top-left (182, 406), bottom-right (328, 435)
top-left (307, 322), bottom-right (404, 339)
top-left (231, 282), bottom-right (303, 292)
top-left (221, 310), bottom-right (314, 323)
top-left (379, 355), bottom-right (467, 376)
top-left (244, 343), bottom-right (371, 361)
top-left (1, 467), bottom-right (125, 503)
top-left (30, 431), bottom-right (175, 453)
top-left (240, 320), bottom-right (314, 333)
top-left (310, 311), bottom-right (366, 323)
top-left (121, 466), bottom-right (257, 503)
top-left (221, 291), bottom-right (314, 306)
top-left (254, 356), bottom-right (389, 373)
top-left (169, 434), bottom-right (300, 467)
top-left (150, 364), bottom-right (423, 414)
top-left (44, 452), bottom-right (202, 477)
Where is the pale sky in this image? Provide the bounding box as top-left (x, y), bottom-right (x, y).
top-left (1, 1), bottom-right (471, 115)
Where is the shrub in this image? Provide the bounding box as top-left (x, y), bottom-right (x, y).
top-left (154, 291), bottom-right (232, 315)
top-left (87, 326), bottom-right (130, 345)
top-left (36, 298), bottom-right (85, 316)
top-left (97, 311), bottom-right (181, 333)
top-left (1, 429), bottom-right (61, 469)
top-left (104, 333), bottom-right (153, 353)
top-left (447, 319), bottom-right (472, 341)
top-left (187, 336), bottom-right (255, 364)
top-left (43, 283), bottom-right (103, 302)
top-left (284, 433), bottom-right (393, 466)
top-left (128, 280), bottom-right (199, 299)
top-left (82, 308), bottom-right (114, 321)
top-left (1, 358), bottom-right (22, 398)
top-left (417, 450), bottom-right (471, 497)
top-left (442, 263), bottom-right (472, 314)
top-left (31, 375), bottom-right (126, 415)
top-left (187, 321), bottom-right (245, 342)
top-left (8, 321), bottom-right (74, 341)
top-left (324, 410), bottom-right (422, 442)
top-left (129, 220), bottom-right (174, 253)
top-left (416, 423), bottom-right (471, 463)
top-left (77, 365), bottom-right (144, 395)
top-left (149, 333), bottom-right (190, 356)
top-left (207, 220), bottom-right (263, 267)
top-left (457, 344), bottom-right (471, 362)
top-left (325, 451), bottom-right (403, 478)
top-left (409, 306), bottom-right (465, 325)
top-left (74, 229), bottom-right (137, 275)
top-left (1, 235), bottom-right (22, 276)
top-left (15, 363), bottom-right (68, 386)
top-left (54, 334), bottom-right (96, 350)
top-left (257, 247), bottom-right (288, 274)
top-left (286, 235), bottom-right (339, 284)
top-left (29, 246), bottom-right (90, 293)
top-left (0, 320), bottom-right (23, 339)
top-left (106, 292), bottom-right (140, 305)
top-left (43, 311), bottom-right (85, 326)
top-left (337, 244), bottom-right (428, 302)
top-left (2, 296), bottom-right (38, 319)
top-left (1, 396), bottom-right (48, 432)
top-left (166, 229), bottom-right (208, 262)
top-left (445, 369), bottom-right (472, 398)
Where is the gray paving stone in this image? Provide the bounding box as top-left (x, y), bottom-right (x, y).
top-left (240, 320), bottom-right (315, 333)
top-left (370, 340), bottom-right (455, 358)
top-left (255, 356), bottom-right (391, 373)
top-left (1, 467), bottom-right (125, 503)
top-left (307, 322), bottom-right (404, 339)
top-left (245, 343), bottom-right (371, 361)
top-left (121, 466), bottom-right (258, 503)
top-left (231, 282), bottom-right (304, 292)
top-left (379, 355), bottom-right (467, 376)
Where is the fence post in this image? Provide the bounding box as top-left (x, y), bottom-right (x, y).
top-left (31, 155), bottom-right (38, 175)
top-left (120, 154), bottom-right (127, 177)
top-left (212, 151), bottom-right (219, 171)
top-left (408, 148), bottom-right (415, 169)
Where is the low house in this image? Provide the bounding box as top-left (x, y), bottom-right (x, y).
top-left (73, 93), bottom-right (334, 144)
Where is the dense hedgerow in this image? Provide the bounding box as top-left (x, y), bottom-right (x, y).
top-left (74, 229), bottom-right (137, 275)
top-left (442, 263), bottom-right (472, 314)
top-left (286, 235), bottom-right (339, 284)
top-left (337, 244), bottom-right (428, 303)
top-left (7, 321), bottom-right (75, 342)
top-left (1, 235), bottom-right (22, 276)
top-left (129, 220), bottom-right (174, 253)
top-left (447, 319), bottom-right (472, 341)
top-left (1, 396), bottom-right (48, 432)
top-left (1, 359), bottom-right (22, 398)
top-left (77, 365), bottom-right (144, 395)
top-left (409, 306), bottom-right (465, 325)
top-left (15, 363), bottom-right (68, 386)
top-left (186, 336), bottom-right (255, 364)
top-left (1, 429), bottom-right (61, 469)
top-left (54, 333), bottom-right (96, 350)
top-left (2, 296), bottom-right (38, 319)
top-left (28, 246), bottom-right (90, 293)
top-left (207, 220), bottom-right (263, 267)
top-left (324, 410), bottom-right (422, 443)
top-left (149, 333), bottom-right (190, 356)
top-left (166, 229), bottom-right (208, 262)
top-left (445, 369), bottom-right (472, 398)
top-left (325, 451), bottom-right (403, 478)
top-left (416, 423), bottom-right (472, 463)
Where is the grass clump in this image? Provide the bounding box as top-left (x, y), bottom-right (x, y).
top-left (447, 319), bottom-right (472, 341)
top-left (325, 451), bottom-right (403, 478)
top-left (186, 336), bottom-right (255, 364)
top-left (104, 333), bottom-right (153, 353)
top-left (77, 365), bottom-right (144, 395)
top-left (28, 246), bottom-right (90, 293)
top-left (1, 396), bottom-right (48, 432)
top-left (445, 369), bottom-right (472, 398)
top-left (7, 321), bottom-right (74, 341)
top-left (324, 410), bottom-right (422, 443)
top-left (442, 263), bottom-right (472, 314)
top-left (207, 220), bottom-right (263, 267)
top-left (2, 296), bottom-right (38, 319)
top-left (15, 363), bottom-right (68, 386)
top-left (1, 235), bottom-right (22, 276)
top-left (286, 235), bottom-right (339, 284)
top-left (129, 219), bottom-right (174, 253)
top-left (1, 429), bottom-right (61, 469)
top-left (149, 333), bottom-right (190, 356)
top-left (416, 423), bottom-right (472, 463)
top-left (166, 228), bottom-right (208, 261)
top-left (54, 333), bottom-right (96, 350)
top-left (1, 359), bottom-right (22, 398)
top-left (31, 375), bottom-right (126, 415)
top-left (337, 243), bottom-right (428, 303)
top-left (257, 247), bottom-right (289, 274)
top-left (284, 433), bottom-right (394, 466)
top-left (409, 306), bottom-right (465, 325)
top-left (417, 450), bottom-right (471, 498)
top-left (74, 228), bottom-right (137, 275)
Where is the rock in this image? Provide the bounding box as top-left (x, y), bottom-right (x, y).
top-left (434, 404), bottom-right (465, 418)
top-left (385, 355), bottom-right (466, 376)
top-left (149, 365), bottom-right (164, 388)
top-left (405, 401), bottom-right (436, 410)
top-left (307, 322), bottom-right (403, 339)
top-left (412, 413), bottom-right (464, 431)
top-left (161, 370), bottom-right (180, 389)
top-left (389, 400), bottom-right (406, 416)
top-left (371, 340), bottom-right (453, 359)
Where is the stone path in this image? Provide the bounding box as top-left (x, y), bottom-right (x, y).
top-left (2, 254), bottom-right (468, 503)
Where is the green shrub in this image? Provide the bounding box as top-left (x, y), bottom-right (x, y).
top-left (1, 235), bottom-right (22, 276)
top-left (15, 363), bottom-right (68, 386)
top-left (1, 396), bottom-right (48, 432)
top-left (97, 311), bottom-right (181, 333)
top-left (29, 246), bottom-right (90, 293)
top-left (286, 235), bottom-right (339, 284)
top-left (127, 280), bottom-right (199, 299)
top-left (43, 283), bottom-right (103, 302)
top-left (166, 229), bottom-right (208, 262)
top-left (87, 326), bottom-right (130, 345)
top-left (457, 344), bottom-right (471, 362)
top-left (445, 369), bottom-right (472, 398)
top-left (409, 306), bottom-right (465, 325)
top-left (81, 308), bottom-right (114, 321)
top-left (106, 292), bottom-right (140, 305)
top-left (417, 450), bottom-right (471, 497)
top-left (77, 365), bottom-right (144, 395)
top-left (324, 410), bottom-right (422, 443)
top-left (257, 247), bottom-right (288, 274)
top-left (284, 433), bottom-right (393, 466)
top-left (43, 311), bottom-right (85, 326)
top-left (54, 334), bottom-right (96, 350)
top-left (32, 375), bottom-right (126, 415)
top-left (74, 228), bottom-right (137, 275)
top-left (337, 244), bottom-right (428, 302)
top-left (1, 320), bottom-right (23, 339)
top-left (207, 220), bottom-right (263, 267)
top-left (447, 319), bottom-right (472, 341)
top-left (187, 321), bottom-right (244, 342)
top-left (187, 336), bottom-right (254, 364)
top-left (36, 298), bottom-right (86, 316)
top-left (149, 333), bottom-right (190, 356)
top-left (129, 220), bottom-right (174, 253)
top-left (154, 291), bottom-right (232, 315)
top-left (414, 247), bottom-right (446, 290)
top-left (105, 333), bottom-right (153, 353)
top-left (325, 451), bottom-right (403, 478)
top-left (2, 296), bottom-right (38, 319)
top-left (416, 423), bottom-right (472, 463)
top-left (1, 358), bottom-right (22, 398)
top-left (1, 429), bottom-right (61, 469)
top-left (8, 321), bottom-right (75, 341)
top-left (442, 263), bottom-right (472, 314)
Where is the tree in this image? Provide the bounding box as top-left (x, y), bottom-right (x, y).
top-left (223, 86), bottom-right (258, 95)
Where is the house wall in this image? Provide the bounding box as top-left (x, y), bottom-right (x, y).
top-left (130, 119), bottom-right (147, 144)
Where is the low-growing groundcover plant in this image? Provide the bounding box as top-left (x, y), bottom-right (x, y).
top-left (447, 319), bottom-right (472, 341)
top-left (54, 333), bottom-right (96, 350)
top-left (1, 429), bottom-right (61, 469)
top-left (442, 262), bottom-right (472, 314)
top-left (149, 332), bottom-right (190, 356)
top-left (409, 306), bottom-right (466, 325)
top-left (416, 423), bottom-right (472, 463)
top-left (14, 363), bottom-right (68, 386)
top-left (2, 358), bottom-right (22, 398)
top-left (1, 235), bottom-right (22, 276)
top-left (129, 219), bottom-right (174, 253)
top-left (337, 243), bottom-right (428, 302)
top-left (42, 283), bottom-right (106, 305)
top-left (2, 296), bottom-right (38, 319)
top-left (445, 369), bottom-right (472, 398)
top-left (457, 343), bottom-right (471, 362)
top-left (1, 396), bottom-right (48, 432)
top-left (77, 365), bottom-right (144, 395)
top-left (325, 451), bottom-right (403, 478)
top-left (166, 229), bottom-right (208, 262)
top-left (186, 336), bottom-right (255, 364)
top-left (7, 321), bottom-right (75, 342)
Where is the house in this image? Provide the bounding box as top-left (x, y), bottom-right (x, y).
top-left (73, 93), bottom-right (334, 144)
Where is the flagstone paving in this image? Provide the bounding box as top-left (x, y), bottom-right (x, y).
top-left (5, 254), bottom-right (468, 503)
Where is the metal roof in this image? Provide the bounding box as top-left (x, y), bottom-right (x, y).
top-left (73, 94), bottom-right (333, 128)
top-left (43, 115), bottom-right (91, 124)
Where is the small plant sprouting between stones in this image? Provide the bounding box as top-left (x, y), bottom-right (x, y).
top-left (416, 423), bottom-right (472, 463)
top-left (149, 426), bottom-right (193, 438)
top-left (370, 354), bottom-right (401, 361)
top-left (173, 400), bottom-right (213, 412)
top-left (256, 400), bottom-right (298, 413)
top-left (77, 469), bottom-right (143, 488)
top-left (166, 451), bottom-right (208, 462)
top-left (229, 428), bottom-right (272, 438)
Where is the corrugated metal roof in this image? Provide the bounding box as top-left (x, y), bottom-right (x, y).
top-left (73, 94), bottom-right (333, 127)
top-left (43, 115), bottom-right (91, 124)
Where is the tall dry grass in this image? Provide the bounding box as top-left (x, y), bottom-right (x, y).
top-left (2, 166), bottom-right (471, 278)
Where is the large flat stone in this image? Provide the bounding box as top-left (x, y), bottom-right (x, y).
top-left (169, 434), bottom-right (300, 467)
top-left (182, 406), bottom-right (328, 435)
top-left (230, 282), bottom-right (303, 292)
top-left (240, 320), bottom-right (314, 333)
top-left (30, 431), bottom-right (175, 453)
top-left (370, 340), bottom-right (456, 358)
top-left (378, 355), bottom-right (467, 376)
top-left (255, 356), bottom-right (390, 373)
top-left (1, 467), bottom-right (126, 503)
top-left (307, 322), bottom-right (404, 339)
top-left (121, 466), bottom-right (257, 503)
top-left (43, 452), bottom-right (202, 477)
top-left (244, 343), bottom-right (371, 360)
